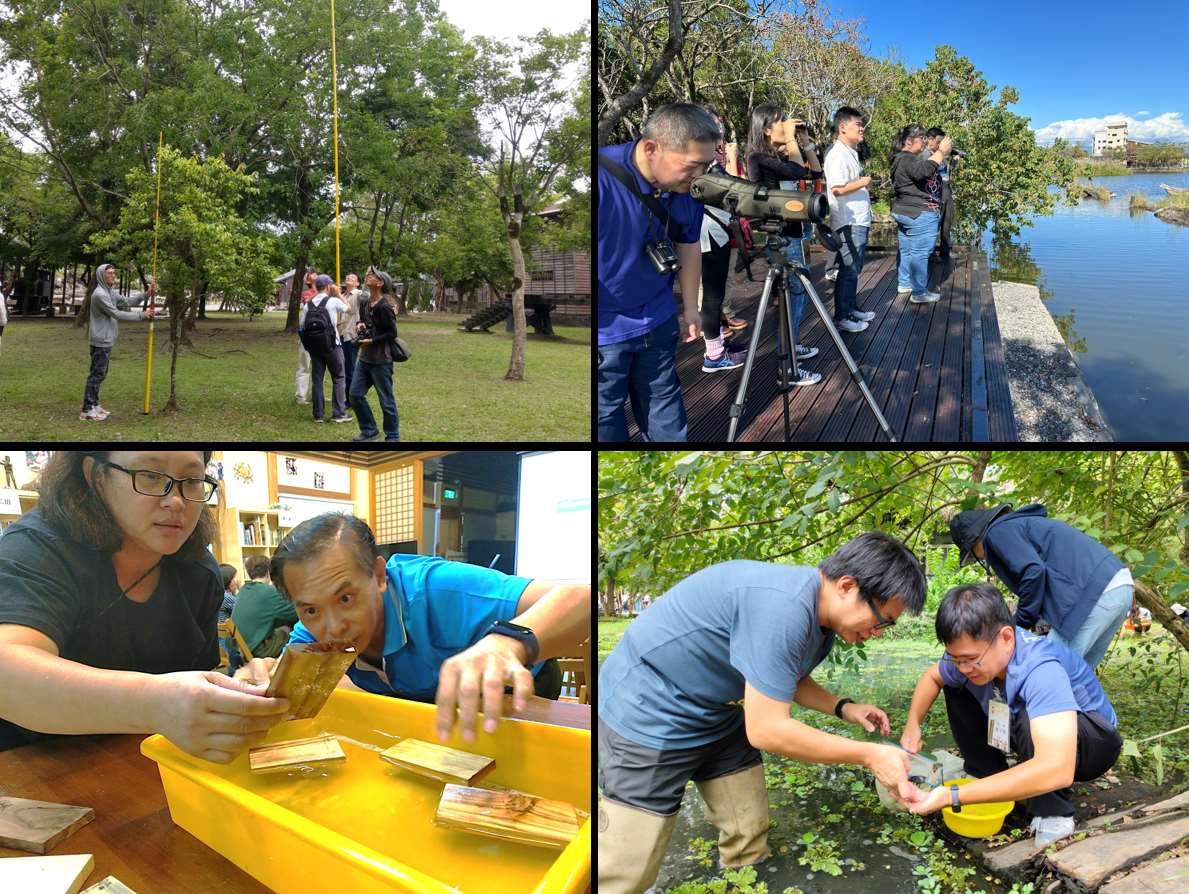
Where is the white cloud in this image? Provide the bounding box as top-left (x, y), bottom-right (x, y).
top-left (1033, 111), bottom-right (1189, 145)
top-left (1137, 110), bottom-right (1151, 116)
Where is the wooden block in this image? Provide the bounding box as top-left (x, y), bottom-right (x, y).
top-left (434, 784), bottom-right (582, 849)
top-left (81, 877), bottom-right (140, 894)
top-left (378, 739), bottom-right (495, 785)
top-left (249, 734), bottom-right (346, 773)
top-left (1046, 813), bottom-right (1189, 890)
top-left (265, 642), bottom-right (357, 719)
top-left (1099, 854), bottom-right (1189, 894)
top-left (0, 853), bottom-right (95, 894)
top-left (0, 796), bottom-right (95, 854)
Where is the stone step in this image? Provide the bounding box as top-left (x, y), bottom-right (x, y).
top-left (1098, 855), bottom-right (1189, 894)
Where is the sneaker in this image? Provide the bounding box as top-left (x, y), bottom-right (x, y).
top-left (722, 316), bottom-right (749, 331)
top-left (850, 309), bottom-right (876, 322)
top-left (702, 351), bottom-right (744, 373)
top-left (825, 269), bottom-right (838, 282)
top-left (295, 397), bottom-right (310, 405)
top-left (789, 367), bottom-right (823, 387)
top-left (836, 317), bottom-right (869, 333)
top-left (795, 344), bottom-right (819, 360)
top-left (352, 432), bottom-right (379, 442)
top-left (331, 415), bottom-right (353, 423)
top-left (910, 291), bottom-right (941, 303)
top-left (314, 418), bottom-right (325, 423)
top-left (79, 408), bottom-right (101, 421)
top-left (92, 405), bottom-right (111, 419)
top-left (897, 287), bottom-right (912, 298)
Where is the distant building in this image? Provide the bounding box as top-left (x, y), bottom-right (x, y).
top-left (1125, 139), bottom-right (1152, 167)
top-left (1093, 120), bottom-right (1128, 157)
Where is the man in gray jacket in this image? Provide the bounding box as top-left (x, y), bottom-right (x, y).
top-left (82, 263), bottom-right (160, 421)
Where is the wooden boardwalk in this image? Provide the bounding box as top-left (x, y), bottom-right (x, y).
top-left (626, 245), bottom-right (1018, 443)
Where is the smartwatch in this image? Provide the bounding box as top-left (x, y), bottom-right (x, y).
top-left (950, 785), bottom-right (962, 813)
top-left (833, 697), bottom-right (855, 719)
top-left (486, 620), bottom-right (540, 666)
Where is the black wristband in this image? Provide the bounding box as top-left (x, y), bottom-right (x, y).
top-left (833, 697), bottom-right (854, 719)
top-left (950, 785), bottom-right (962, 813)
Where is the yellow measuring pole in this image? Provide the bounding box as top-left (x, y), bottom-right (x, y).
top-left (330, 0), bottom-right (341, 286)
top-left (143, 131), bottom-right (163, 414)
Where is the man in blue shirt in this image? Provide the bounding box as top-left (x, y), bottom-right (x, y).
top-left (599, 532), bottom-right (928, 894)
top-left (235, 513), bottom-right (590, 743)
top-left (598, 103), bottom-right (719, 442)
top-left (899, 583), bottom-right (1122, 843)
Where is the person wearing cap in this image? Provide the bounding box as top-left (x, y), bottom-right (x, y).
top-left (300, 274), bottom-right (351, 425)
top-left (948, 504), bottom-right (1133, 668)
top-left (350, 266), bottom-right (401, 442)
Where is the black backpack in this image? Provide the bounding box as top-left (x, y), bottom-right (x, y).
top-left (299, 295), bottom-right (336, 357)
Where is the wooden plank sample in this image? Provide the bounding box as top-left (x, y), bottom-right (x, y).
top-left (378, 739), bottom-right (495, 785)
top-left (264, 642), bottom-right (357, 719)
top-left (434, 785), bottom-right (582, 849)
top-left (0, 796), bottom-right (95, 854)
top-left (249, 734), bottom-right (346, 774)
top-left (81, 877), bottom-right (140, 894)
top-left (0, 853), bottom-right (95, 894)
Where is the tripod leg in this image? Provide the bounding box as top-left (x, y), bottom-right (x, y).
top-left (795, 270), bottom-right (898, 442)
top-left (775, 274), bottom-right (796, 441)
top-left (726, 266), bottom-right (780, 442)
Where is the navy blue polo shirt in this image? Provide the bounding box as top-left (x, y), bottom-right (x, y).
top-left (597, 141), bottom-right (704, 346)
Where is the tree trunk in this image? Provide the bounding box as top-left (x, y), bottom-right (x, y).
top-left (504, 211), bottom-right (527, 380)
top-left (597, 0), bottom-right (685, 146)
top-left (286, 251), bottom-right (308, 332)
top-left (1134, 580), bottom-right (1189, 654)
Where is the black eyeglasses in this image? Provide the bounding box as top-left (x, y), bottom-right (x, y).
top-left (941, 639), bottom-right (995, 672)
top-left (869, 600), bottom-right (896, 631)
top-left (100, 460), bottom-right (219, 503)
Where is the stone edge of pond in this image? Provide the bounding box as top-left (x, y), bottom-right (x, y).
top-left (989, 279), bottom-right (1114, 442)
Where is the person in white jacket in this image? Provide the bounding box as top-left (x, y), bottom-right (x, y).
top-left (81, 264), bottom-right (160, 421)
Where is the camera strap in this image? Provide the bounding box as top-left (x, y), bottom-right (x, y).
top-left (598, 154), bottom-right (685, 244)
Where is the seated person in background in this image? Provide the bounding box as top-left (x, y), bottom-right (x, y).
top-left (230, 554), bottom-right (297, 659)
top-left (900, 582), bottom-right (1122, 844)
top-left (219, 563), bottom-right (239, 623)
top-left (234, 512), bottom-right (591, 741)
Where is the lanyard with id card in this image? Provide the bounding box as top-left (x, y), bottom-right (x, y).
top-left (987, 685), bottom-right (1010, 752)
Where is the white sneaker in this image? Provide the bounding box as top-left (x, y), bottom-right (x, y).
top-left (795, 344), bottom-right (819, 360)
top-left (825, 269), bottom-right (838, 282)
top-left (836, 317), bottom-right (869, 332)
top-left (910, 291), bottom-right (941, 303)
top-left (850, 309), bottom-right (876, 322)
top-left (79, 408), bottom-right (101, 421)
top-left (897, 287), bottom-right (913, 298)
top-left (93, 405), bottom-right (111, 419)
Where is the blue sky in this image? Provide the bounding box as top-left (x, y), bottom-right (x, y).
top-left (844, 0), bottom-right (1189, 145)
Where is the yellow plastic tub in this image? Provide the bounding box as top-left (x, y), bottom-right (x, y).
top-left (141, 688), bottom-right (591, 893)
top-left (941, 777), bottom-right (1014, 838)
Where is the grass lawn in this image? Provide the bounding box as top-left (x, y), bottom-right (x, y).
top-left (0, 311), bottom-right (590, 440)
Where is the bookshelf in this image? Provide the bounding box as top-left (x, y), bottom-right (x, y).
top-left (222, 509), bottom-right (291, 577)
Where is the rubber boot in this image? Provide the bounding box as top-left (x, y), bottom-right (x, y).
top-left (597, 797), bottom-right (679, 894)
top-left (695, 764), bottom-right (771, 867)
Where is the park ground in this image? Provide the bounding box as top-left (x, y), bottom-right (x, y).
top-left (0, 311), bottom-right (590, 440)
top-left (598, 613), bottom-right (1189, 894)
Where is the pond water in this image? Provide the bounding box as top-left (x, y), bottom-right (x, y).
top-left (979, 171), bottom-right (1189, 441)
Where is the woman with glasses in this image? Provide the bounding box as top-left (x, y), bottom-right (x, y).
top-left (0, 451), bottom-right (289, 758)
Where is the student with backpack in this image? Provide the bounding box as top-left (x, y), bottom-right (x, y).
top-left (298, 274), bottom-right (350, 424)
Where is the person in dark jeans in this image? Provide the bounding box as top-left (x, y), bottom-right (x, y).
top-left (824, 107), bottom-right (876, 333)
top-left (350, 267), bottom-right (400, 441)
top-left (81, 264), bottom-right (160, 421)
top-left (899, 583), bottom-right (1122, 844)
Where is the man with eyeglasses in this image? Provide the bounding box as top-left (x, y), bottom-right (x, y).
top-left (599, 532), bottom-right (927, 894)
top-left (898, 582), bottom-right (1122, 845)
top-left (598, 103), bottom-right (719, 442)
top-left (0, 451), bottom-right (290, 758)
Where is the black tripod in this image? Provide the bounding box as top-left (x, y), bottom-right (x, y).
top-left (726, 226), bottom-right (897, 442)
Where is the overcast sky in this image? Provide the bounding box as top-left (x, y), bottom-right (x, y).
top-left (434, 0), bottom-right (588, 43)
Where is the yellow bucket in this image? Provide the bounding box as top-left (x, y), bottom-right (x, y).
top-left (941, 777), bottom-right (1014, 838)
top-left (141, 688), bottom-right (591, 893)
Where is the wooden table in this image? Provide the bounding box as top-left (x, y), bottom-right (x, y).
top-left (0, 695), bottom-right (590, 893)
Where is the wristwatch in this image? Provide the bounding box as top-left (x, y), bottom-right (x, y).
top-left (485, 620), bottom-right (539, 666)
top-left (833, 697), bottom-right (854, 719)
top-left (950, 785), bottom-right (962, 813)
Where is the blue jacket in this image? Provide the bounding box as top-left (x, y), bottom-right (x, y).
top-left (982, 504), bottom-right (1125, 639)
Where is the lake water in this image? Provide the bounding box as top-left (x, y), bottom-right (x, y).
top-left (979, 171), bottom-right (1189, 441)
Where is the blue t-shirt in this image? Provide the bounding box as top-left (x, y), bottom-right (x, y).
top-left (597, 140), bottom-right (704, 347)
top-left (938, 626), bottom-right (1116, 727)
top-left (287, 554), bottom-right (541, 701)
top-left (598, 561), bottom-right (835, 750)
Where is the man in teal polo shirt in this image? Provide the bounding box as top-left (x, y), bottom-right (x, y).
top-left (598, 102), bottom-right (719, 442)
top-left (235, 512), bottom-right (590, 742)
